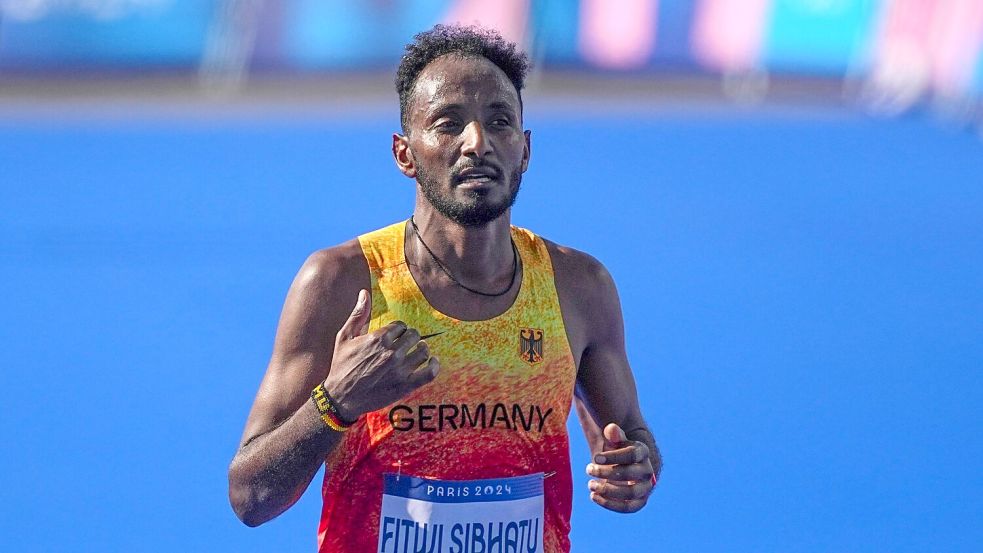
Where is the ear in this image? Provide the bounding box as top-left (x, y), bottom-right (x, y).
top-left (521, 129), bottom-right (531, 173)
top-left (392, 133), bottom-right (417, 178)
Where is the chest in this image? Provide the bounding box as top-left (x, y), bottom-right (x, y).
top-left (406, 267), bottom-right (522, 323)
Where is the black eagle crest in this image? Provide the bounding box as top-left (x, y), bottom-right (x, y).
top-left (519, 328), bottom-right (544, 365)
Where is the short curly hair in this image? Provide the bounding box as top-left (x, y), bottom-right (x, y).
top-left (395, 24), bottom-right (530, 134)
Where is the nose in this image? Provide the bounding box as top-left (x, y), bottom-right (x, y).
top-left (460, 121), bottom-right (492, 159)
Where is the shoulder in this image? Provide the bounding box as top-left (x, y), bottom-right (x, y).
top-left (538, 236), bottom-right (623, 356)
top-left (286, 238), bottom-right (371, 315)
top-left (300, 239), bottom-right (368, 285)
top-left (540, 237), bottom-right (617, 303)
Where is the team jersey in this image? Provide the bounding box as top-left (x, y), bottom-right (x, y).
top-left (316, 220), bottom-right (578, 552)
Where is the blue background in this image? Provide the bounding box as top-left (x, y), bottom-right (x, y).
top-left (0, 2), bottom-right (216, 66)
top-left (1, 104), bottom-right (981, 551)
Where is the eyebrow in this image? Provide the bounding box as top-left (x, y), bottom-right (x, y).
top-left (488, 102), bottom-right (517, 114)
top-left (426, 103), bottom-right (463, 120)
top-left (424, 101), bottom-right (517, 124)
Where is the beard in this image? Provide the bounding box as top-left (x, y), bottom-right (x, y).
top-left (417, 164), bottom-right (522, 227)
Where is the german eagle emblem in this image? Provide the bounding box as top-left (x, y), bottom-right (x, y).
top-left (519, 328), bottom-right (544, 365)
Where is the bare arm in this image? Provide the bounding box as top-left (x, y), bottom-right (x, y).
top-left (227, 243), bottom-right (367, 526)
top-left (548, 242), bottom-right (661, 513)
top-left (228, 240), bottom-right (441, 527)
top-left (574, 267), bottom-right (661, 478)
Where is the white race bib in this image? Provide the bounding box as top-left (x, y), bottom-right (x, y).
top-left (377, 472), bottom-right (545, 553)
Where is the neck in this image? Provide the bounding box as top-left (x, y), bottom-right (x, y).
top-left (410, 200), bottom-right (514, 285)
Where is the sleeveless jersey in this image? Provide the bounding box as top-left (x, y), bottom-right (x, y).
top-left (317, 220), bottom-right (578, 553)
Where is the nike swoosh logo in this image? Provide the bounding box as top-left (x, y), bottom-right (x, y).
top-left (421, 331), bottom-right (446, 340)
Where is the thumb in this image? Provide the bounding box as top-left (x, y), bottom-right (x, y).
top-left (603, 422), bottom-right (628, 448)
top-left (337, 289), bottom-right (371, 341)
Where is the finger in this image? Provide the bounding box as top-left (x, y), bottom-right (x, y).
top-left (403, 340), bottom-right (431, 368)
top-left (589, 492), bottom-right (647, 514)
top-left (595, 442), bottom-right (649, 465)
top-left (336, 289), bottom-right (372, 341)
top-left (377, 320), bottom-right (408, 343)
top-left (588, 479), bottom-right (652, 501)
top-left (406, 356), bottom-right (440, 388)
top-left (603, 422), bottom-right (628, 448)
top-left (392, 327), bottom-right (421, 356)
top-left (586, 461), bottom-right (652, 482)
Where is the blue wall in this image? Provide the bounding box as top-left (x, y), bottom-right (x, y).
top-left (2, 105), bottom-right (980, 551)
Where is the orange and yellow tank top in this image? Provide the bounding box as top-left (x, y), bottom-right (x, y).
top-left (317, 220), bottom-right (578, 553)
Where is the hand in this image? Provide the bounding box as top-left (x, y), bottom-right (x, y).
top-left (586, 423), bottom-right (654, 513)
top-left (323, 289), bottom-right (440, 421)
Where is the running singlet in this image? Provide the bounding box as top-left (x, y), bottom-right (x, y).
top-left (317, 220), bottom-right (578, 553)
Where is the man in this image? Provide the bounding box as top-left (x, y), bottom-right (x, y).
top-left (228, 24), bottom-right (661, 552)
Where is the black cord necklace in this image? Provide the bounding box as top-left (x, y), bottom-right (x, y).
top-left (409, 216), bottom-right (519, 298)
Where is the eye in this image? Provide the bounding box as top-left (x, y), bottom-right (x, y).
top-left (434, 119), bottom-right (461, 132)
top-left (490, 118), bottom-right (511, 128)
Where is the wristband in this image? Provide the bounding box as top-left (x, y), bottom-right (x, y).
top-left (311, 384), bottom-right (355, 432)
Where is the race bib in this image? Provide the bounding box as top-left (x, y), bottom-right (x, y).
top-left (378, 472), bottom-right (544, 553)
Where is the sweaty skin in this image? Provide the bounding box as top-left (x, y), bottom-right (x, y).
top-left (228, 53), bottom-right (660, 527)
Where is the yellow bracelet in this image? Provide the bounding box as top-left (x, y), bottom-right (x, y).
top-left (311, 384), bottom-right (354, 432)
top-left (320, 413), bottom-right (349, 432)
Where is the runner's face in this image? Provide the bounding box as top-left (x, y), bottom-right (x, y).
top-left (402, 54), bottom-right (530, 227)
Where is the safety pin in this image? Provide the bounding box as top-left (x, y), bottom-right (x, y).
top-left (393, 459), bottom-right (407, 482)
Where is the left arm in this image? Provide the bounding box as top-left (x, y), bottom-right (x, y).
top-left (548, 242), bottom-right (661, 513)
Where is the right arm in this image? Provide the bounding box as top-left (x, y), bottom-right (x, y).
top-left (227, 243), bottom-right (365, 527)
top-left (227, 241), bottom-right (439, 526)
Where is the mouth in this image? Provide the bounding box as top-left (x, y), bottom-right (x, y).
top-left (457, 175), bottom-right (497, 186)
top-left (454, 168), bottom-right (500, 187)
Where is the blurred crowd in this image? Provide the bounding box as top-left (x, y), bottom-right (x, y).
top-left (1, 0), bottom-right (981, 122)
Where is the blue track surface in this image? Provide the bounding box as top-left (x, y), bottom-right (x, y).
top-left (1, 106), bottom-right (981, 551)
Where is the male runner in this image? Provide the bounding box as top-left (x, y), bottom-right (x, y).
top-left (229, 24), bottom-right (661, 552)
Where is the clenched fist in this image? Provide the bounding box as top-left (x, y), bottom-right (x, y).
top-left (586, 423), bottom-right (655, 513)
top-left (323, 289), bottom-right (440, 422)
